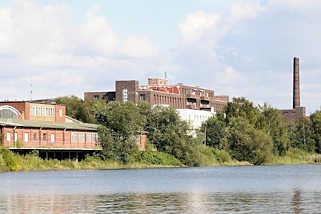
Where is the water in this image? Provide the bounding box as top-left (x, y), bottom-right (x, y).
top-left (0, 165), bottom-right (321, 213)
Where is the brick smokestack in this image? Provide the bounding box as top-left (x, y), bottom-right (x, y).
top-left (293, 57), bottom-right (300, 109)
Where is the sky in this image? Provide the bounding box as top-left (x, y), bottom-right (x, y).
top-left (0, 0), bottom-right (320, 114)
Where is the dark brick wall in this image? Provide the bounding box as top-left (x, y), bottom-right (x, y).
top-left (115, 80), bottom-right (139, 103)
top-left (280, 107), bottom-right (306, 123)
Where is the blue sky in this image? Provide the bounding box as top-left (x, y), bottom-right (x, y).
top-left (0, 0), bottom-right (320, 113)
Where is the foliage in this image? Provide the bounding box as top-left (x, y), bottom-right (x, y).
top-left (93, 101), bottom-right (145, 163)
top-left (54, 96), bottom-right (98, 123)
top-left (289, 118), bottom-right (315, 152)
top-left (201, 115), bottom-right (226, 149)
top-left (223, 117), bottom-right (273, 165)
top-left (130, 151), bottom-right (182, 166)
top-left (310, 111), bottom-right (321, 153)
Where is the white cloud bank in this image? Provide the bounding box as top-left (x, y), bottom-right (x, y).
top-left (172, 0), bottom-right (321, 113)
top-left (0, 0), bottom-right (159, 100)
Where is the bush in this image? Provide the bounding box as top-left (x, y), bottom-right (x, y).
top-left (224, 117), bottom-right (273, 165)
top-left (213, 149), bottom-right (232, 163)
top-left (130, 151), bottom-right (182, 166)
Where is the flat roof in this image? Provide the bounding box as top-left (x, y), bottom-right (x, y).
top-left (8, 147), bottom-right (102, 151)
top-left (0, 119), bottom-right (99, 131)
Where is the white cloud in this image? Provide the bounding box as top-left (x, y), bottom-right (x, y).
top-left (268, 0), bottom-right (321, 11)
top-left (179, 2), bottom-right (263, 45)
top-left (179, 11), bottom-right (221, 43)
top-left (121, 36), bottom-right (158, 58)
top-left (0, 0), bottom-right (159, 100)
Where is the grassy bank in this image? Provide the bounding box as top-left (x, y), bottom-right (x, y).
top-left (0, 148), bottom-right (248, 172)
top-left (2, 148), bottom-right (320, 173)
top-left (266, 148), bottom-right (321, 165)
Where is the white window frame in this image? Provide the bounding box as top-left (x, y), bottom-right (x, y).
top-left (24, 133), bottom-right (29, 143)
top-left (14, 133), bottom-right (18, 142)
top-left (50, 134), bottom-right (55, 143)
top-left (122, 88), bottom-right (128, 102)
top-left (7, 133), bottom-right (11, 142)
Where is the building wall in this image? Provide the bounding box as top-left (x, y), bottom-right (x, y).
top-left (177, 109), bottom-right (214, 129)
top-left (0, 102), bottom-right (66, 122)
top-left (1, 127), bottom-right (99, 149)
top-left (280, 107), bottom-right (306, 123)
top-left (116, 80), bottom-right (139, 103)
top-left (0, 102), bottom-right (27, 119)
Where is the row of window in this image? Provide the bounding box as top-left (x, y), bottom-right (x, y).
top-left (6, 132), bottom-right (98, 144)
top-left (153, 94), bottom-right (185, 107)
top-left (6, 132), bottom-right (55, 143)
top-left (71, 132), bottom-right (98, 143)
top-left (30, 105), bottom-right (56, 117)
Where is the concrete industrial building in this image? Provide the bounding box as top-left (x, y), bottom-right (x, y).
top-left (84, 78), bottom-right (229, 112)
top-left (279, 57), bottom-right (306, 123)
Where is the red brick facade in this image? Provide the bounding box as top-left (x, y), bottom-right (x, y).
top-left (0, 101), bottom-right (100, 150)
top-left (0, 127), bottom-right (98, 149)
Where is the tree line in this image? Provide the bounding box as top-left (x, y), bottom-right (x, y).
top-left (55, 96), bottom-right (321, 166)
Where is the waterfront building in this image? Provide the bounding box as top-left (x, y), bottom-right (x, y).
top-left (0, 101), bottom-right (101, 159)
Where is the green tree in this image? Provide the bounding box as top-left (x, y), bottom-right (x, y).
top-left (289, 118), bottom-right (315, 152)
top-left (310, 111), bottom-right (321, 153)
top-left (223, 117), bottom-right (273, 165)
top-left (224, 97), bottom-right (260, 126)
top-left (201, 115), bottom-right (226, 149)
top-left (93, 101), bottom-right (144, 162)
top-left (54, 96), bottom-right (98, 123)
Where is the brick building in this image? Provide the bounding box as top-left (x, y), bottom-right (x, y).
top-left (0, 101), bottom-right (101, 158)
top-left (84, 78), bottom-right (229, 112)
top-left (279, 57), bottom-right (306, 123)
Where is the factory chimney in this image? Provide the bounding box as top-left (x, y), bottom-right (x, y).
top-left (293, 57), bottom-right (300, 109)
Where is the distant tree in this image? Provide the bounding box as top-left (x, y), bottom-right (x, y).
top-left (54, 96), bottom-right (98, 123)
top-left (224, 97), bottom-right (260, 126)
top-left (310, 111), bottom-right (321, 153)
top-left (289, 118), bottom-right (315, 152)
top-left (93, 101), bottom-right (144, 162)
top-left (257, 104), bottom-right (290, 155)
top-left (223, 117), bottom-right (273, 165)
top-left (200, 114), bottom-right (226, 149)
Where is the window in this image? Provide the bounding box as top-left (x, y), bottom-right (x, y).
top-left (140, 94), bottom-right (146, 101)
top-left (0, 106), bottom-right (19, 119)
top-left (71, 132), bottom-right (78, 143)
top-left (14, 133), bottom-right (18, 142)
top-left (33, 133), bottom-right (37, 141)
top-left (43, 133), bottom-right (47, 141)
top-left (122, 88), bottom-right (128, 102)
top-left (59, 109), bottom-right (63, 117)
top-left (50, 134), bottom-right (55, 143)
top-left (79, 133), bottom-right (85, 143)
top-left (93, 133), bottom-right (98, 143)
top-left (6, 133), bottom-right (11, 142)
top-left (86, 133), bottom-right (91, 143)
top-left (24, 133), bottom-right (29, 143)
top-left (94, 95), bottom-right (99, 99)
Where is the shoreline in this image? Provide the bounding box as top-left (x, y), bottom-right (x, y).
top-left (1, 158), bottom-right (320, 173)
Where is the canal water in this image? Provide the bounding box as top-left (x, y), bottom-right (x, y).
top-left (0, 165), bottom-right (321, 213)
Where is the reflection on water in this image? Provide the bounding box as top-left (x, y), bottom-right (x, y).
top-left (1, 165), bottom-right (321, 213)
top-left (1, 191), bottom-right (321, 213)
